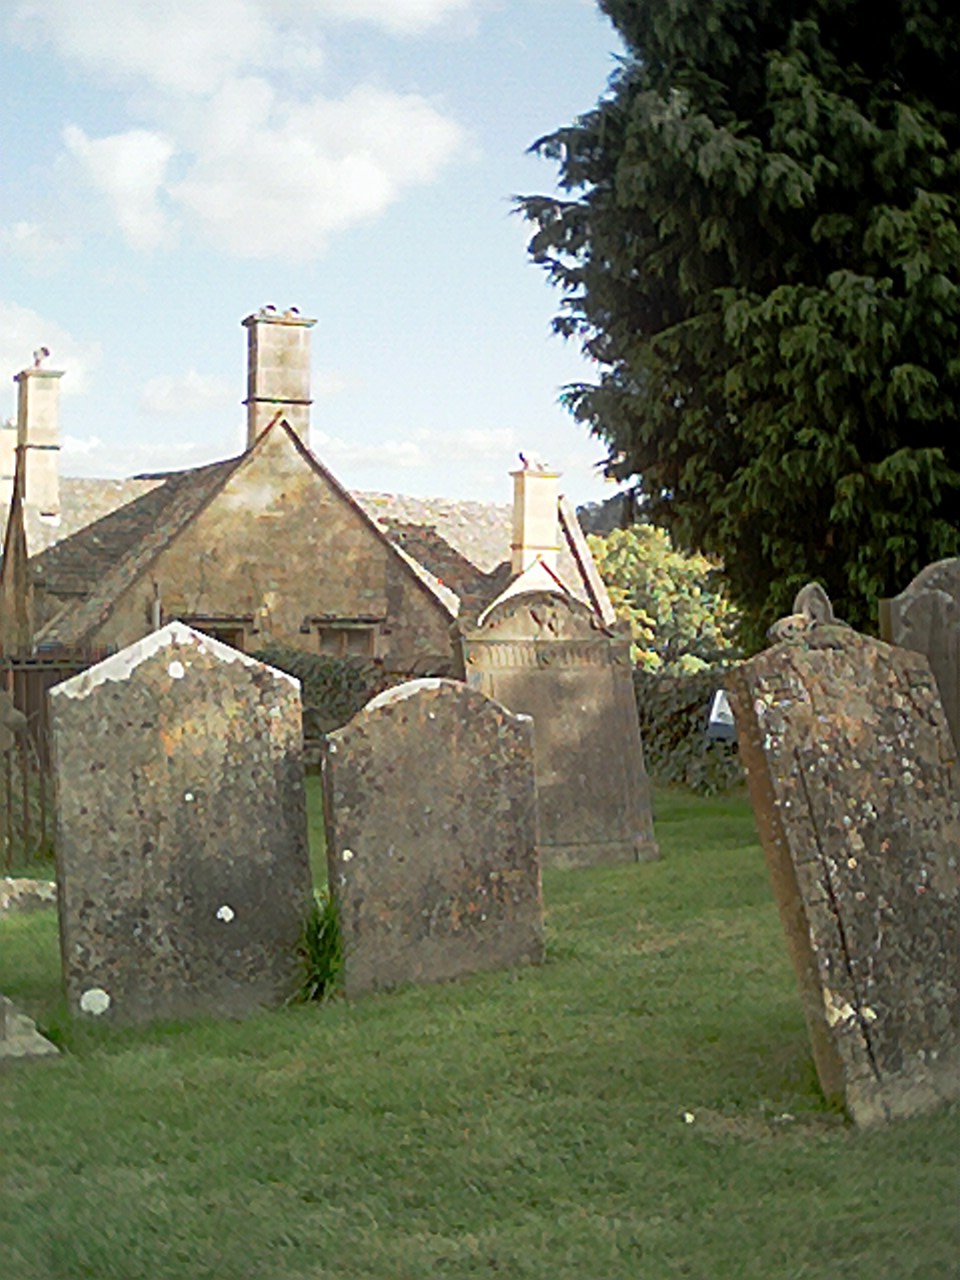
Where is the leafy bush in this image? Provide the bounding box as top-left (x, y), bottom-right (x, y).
top-left (588, 524), bottom-right (742, 671)
top-left (634, 667), bottom-right (742, 795)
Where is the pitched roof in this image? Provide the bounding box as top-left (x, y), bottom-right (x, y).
top-left (16, 426), bottom-right (606, 649)
top-left (33, 458), bottom-right (242, 647)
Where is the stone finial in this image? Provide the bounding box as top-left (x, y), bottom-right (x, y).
top-left (768, 582), bottom-right (850, 647)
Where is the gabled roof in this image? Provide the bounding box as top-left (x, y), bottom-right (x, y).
top-left (13, 421), bottom-right (609, 650)
top-left (34, 457), bottom-right (243, 648)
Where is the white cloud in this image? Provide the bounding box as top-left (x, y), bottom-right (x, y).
top-left (61, 434), bottom-right (104, 458)
top-left (63, 126), bottom-right (176, 251)
top-left (300, 0), bottom-right (475, 35)
top-left (312, 430), bottom-right (424, 470)
top-left (7, 0), bottom-right (285, 97)
top-left (413, 425), bottom-right (516, 461)
top-left (140, 370), bottom-right (234, 416)
top-left (0, 302), bottom-right (100, 404)
top-left (0, 221), bottom-right (72, 271)
top-left (170, 81), bottom-right (463, 258)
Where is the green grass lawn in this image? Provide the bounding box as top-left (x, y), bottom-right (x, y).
top-left (1, 783), bottom-right (957, 1280)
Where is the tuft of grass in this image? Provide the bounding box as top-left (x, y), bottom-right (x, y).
top-left (289, 887), bottom-right (343, 1004)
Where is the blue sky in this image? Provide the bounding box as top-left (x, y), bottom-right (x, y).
top-left (0, 0), bottom-right (624, 506)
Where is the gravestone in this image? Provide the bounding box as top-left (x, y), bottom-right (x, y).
top-left (323, 678), bottom-right (543, 997)
top-left (457, 591), bottom-right (658, 868)
top-left (0, 993), bottom-right (59, 1062)
top-left (49, 622), bottom-right (313, 1026)
top-left (879, 557), bottom-right (960, 752)
top-left (726, 586), bottom-right (960, 1126)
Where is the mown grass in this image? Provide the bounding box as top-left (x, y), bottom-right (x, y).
top-left (1, 783), bottom-right (957, 1280)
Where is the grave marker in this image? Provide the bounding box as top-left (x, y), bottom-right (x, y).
top-left (880, 557), bottom-right (960, 752)
top-left (50, 622), bottom-right (313, 1026)
top-left (458, 591), bottom-right (658, 867)
top-left (323, 678), bottom-right (543, 997)
top-left (726, 586), bottom-right (960, 1125)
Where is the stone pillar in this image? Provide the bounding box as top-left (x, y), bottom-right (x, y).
top-left (510, 462), bottom-right (560, 574)
top-left (15, 362), bottom-right (63, 516)
top-left (242, 306), bottom-right (316, 449)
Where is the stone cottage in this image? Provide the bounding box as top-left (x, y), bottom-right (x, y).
top-left (0, 307), bottom-right (613, 670)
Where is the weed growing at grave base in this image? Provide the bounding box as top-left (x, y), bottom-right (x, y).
top-left (290, 888), bottom-right (343, 1004)
top-left (1, 781), bottom-right (958, 1280)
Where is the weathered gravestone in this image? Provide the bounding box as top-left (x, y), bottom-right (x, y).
top-left (49, 622), bottom-right (313, 1026)
top-left (323, 678), bottom-right (543, 997)
top-left (457, 591), bottom-right (658, 868)
top-left (880, 557), bottom-right (960, 753)
top-left (726, 585), bottom-right (960, 1126)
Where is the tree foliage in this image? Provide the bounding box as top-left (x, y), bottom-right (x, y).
top-left (588, 523), bottom-right (740, 671)
top-left (521, 0), bottom-right (960, 646)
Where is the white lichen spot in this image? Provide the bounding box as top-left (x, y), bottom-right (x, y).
top-left (862, 1006), bottom-right (878, 1023)
top-left (216, 904), bottom-right (235, 923)
top-left (342, 848), bottom-right (354, 862)
top-left (168, 660), bottom-right (185, 679)
top-left (823, 988), bottom-right (856, 1028)
top-left (79, 987), bottom-right (111, 1016)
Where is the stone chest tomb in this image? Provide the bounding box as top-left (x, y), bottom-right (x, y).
top-left (323, 678), bottom-right (544, 997)
top-left (49, 622), bottom-right (313, 1025)
top-left (458, 591), bottom-right (658, 867)
top-left (726, 587), bottom-right (960, 1125)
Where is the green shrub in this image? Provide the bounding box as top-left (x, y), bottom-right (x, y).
top-left (634, 667), bottom-right (742, 795)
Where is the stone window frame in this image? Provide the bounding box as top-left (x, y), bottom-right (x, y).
top-left (176, 614), bottom-right (256, 652)
top-left (303, 615), bottom-right (384, 659)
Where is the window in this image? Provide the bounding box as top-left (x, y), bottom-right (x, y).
top-left (179, 616), bottom-right (253, 652)
top-left (306, 615), bottom-right (383, 658)
top-left (317, 624), bottom-right (376, 658)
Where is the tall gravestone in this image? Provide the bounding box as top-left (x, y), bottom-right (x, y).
top-left (880, 557), bottom-right (960, 752)
top-left (49, 622), bottom-right (313, 1026)
top-left (457, 591), bottom-right (658, 868)
top-left (726, 586), bottom-right (960, 1126)
top-left (323, 678), bottom-right (543, 997)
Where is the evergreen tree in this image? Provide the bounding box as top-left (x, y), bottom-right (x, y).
top-left (521, 0), bottom-right (960, 647)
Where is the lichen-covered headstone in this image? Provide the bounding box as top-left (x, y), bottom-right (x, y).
top-left (50, 622), bottom-right (312, 1026)
top-left (880, 557), bottom-right (960, 752)
top-left (726, 586), bottom-right (960, 1126)
top-left (458, 591), bottom-right (658, 868)
top-left (323, 678), bottom-right (543, 997)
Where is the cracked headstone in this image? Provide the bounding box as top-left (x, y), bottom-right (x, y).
top-left (726, 584), bottom-right (960, 1126)
top-left (880, 557), bottom-right (960, 752)
top-left (458, 591), bottom-right (658, 867)
top-left (49, 622), bottom-right (313, 1026)
top-left (323, 678), bottom-right (544, 997)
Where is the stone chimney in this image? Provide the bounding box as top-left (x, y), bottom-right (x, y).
top-left (242, 306), bottom-right (317, 449)
top-left (510, 458), bottom-right (561, 575)
top-left (14, 349), bottom-right (63, 517)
